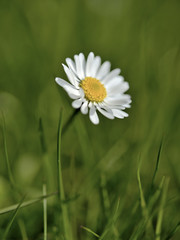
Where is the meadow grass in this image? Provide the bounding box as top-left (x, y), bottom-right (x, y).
top-left (0, 0), bottom-right (180, 239)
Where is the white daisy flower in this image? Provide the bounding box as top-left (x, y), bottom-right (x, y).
top-left (55, 52), bottom-right (131, 125)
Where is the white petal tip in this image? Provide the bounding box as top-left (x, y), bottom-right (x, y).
top-left (93, 121), bottom-right (99, 125)
top-left (90, 117), bottom-right (99, 125)
top-left (89, 107), bottom-right (99, 125)
top-left (62, 63), bottom-right (67, 69)
top-left (72, 103), bottom-right (80, 109)
top-left (55, 77), bottom-right (60, 83)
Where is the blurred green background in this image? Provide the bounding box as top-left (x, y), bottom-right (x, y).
top-left (0, 0), bottom-right (180, 239)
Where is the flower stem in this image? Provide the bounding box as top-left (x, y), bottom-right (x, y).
top-left (57, 110), bottom-right (72, 240)
top-left (43, 184), bottom-right (47, 240)
top-left (62, 109), bottom-right (80, 135)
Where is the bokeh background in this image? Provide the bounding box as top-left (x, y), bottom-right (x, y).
top-left (0, 0), bottom-right (180, 239)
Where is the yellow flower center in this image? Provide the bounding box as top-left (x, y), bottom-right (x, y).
top-left (80, 77), bottom-right (107, 102)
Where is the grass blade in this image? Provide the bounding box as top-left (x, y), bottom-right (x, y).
top-left (130, 176), bottom-right (165, 240)
top-left (0, 192), bottom-right (57, 215)
top-left (39, 118), bottom-right (47, 153)
top-left (18, 219), bottom-right (28, 240)
top-left (148, 176), bottom-right (165, 213)
top-left (1, 112), bottom-right (15, 188)
top-left (62, 109), bottom-right (79, 136)
top-left (81, 225), bottom-right (100, 238)
top-left (99, 198), bottom-right (120, 240)
top-left (137, 165), bottom-right (148, 219)
top-left (0, 191), bottom-right (78, 216)
top-left (165, 221), bottom-right (180, 240)
top-left (151, 139), bottom-right (163, 188)
top-left (57, 109), bottom-right (72, 240)
top-left (100, 173), bottom-right (110, 218)
top-left (137, 162), bottom-right (154, 238)
top-left (43, 184), bottom-right (47, 240)
top-left (129, 219), bottom-right (147, 240)
top-left (2, 195), bottom-right (25, 240)
top-left (38, 118), bottom-right (54, 189)
top-left (155, 177), bottom-right (170, 240)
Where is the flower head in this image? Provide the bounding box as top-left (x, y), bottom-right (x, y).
top-left (55, 52), bottom-right (131, 124)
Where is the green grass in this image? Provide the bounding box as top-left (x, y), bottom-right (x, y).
top-left (43, 184), bottom-right (47, 240)
top-left (2, 196), bottom-right (25, 240)
top-left (0, 0), bottom-right (180, 239)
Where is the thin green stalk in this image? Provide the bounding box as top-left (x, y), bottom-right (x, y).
top-left (39, 118), bottom-right (47, 153)
top-left (18, 219), bottom-right (28, 240)
top-left (129, 219), bottom-right (147, 240)
top-left (0, 191), bottom-right (78, 216)
top-left (43, 184), bottom-right (47, 240)
top-left (99, 198), bottom-right (120, 240)
top-left (151, 139), bottom-right (163, 188)
top-left (100, 174), bottom-right (110, 218)
top-left (155, 178), bottom-right (170, 240)
top-left (165, 221), bottom-right (180, 240)
top-left (2, 196), bottom-right (25, 240)
top-left (62, 109), bottom-right (79, 136)
top-left (137, 163), bottom-right (154, 238)
top-left (57, 110), bottom-right (72, 240)
top-left (130, 177), bottom-right (165, 240)
top-left (0, 192), bottom-right (57, 215)
top-left (137, 167), bottom-right (148, 218)
top-left (81, 226), bottom-right (100, 238)
top-left (148, 176), bottom-right (165, 213)
top-left (1, 113), bottom-right (15, 188)
top-left (39, 118), bottom-right (54, 189)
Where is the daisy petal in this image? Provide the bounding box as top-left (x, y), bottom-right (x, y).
top-left (103, 103), bottom-right (126, 110)
top-left (74, 53), bottom-right (85, 80)
top-left (86, 52), bottom-right (95, 76)
top-left (55, 77), bottom-right (81, 99)
top-left (79, 88), bottom-right (85, 98)
top-left (97, 105), bottom-right (114, 119)
top-left (105, 94), bottom-right (131, 106)
top-left (91, 56), bottom-right (101, 78)
top-left (123, 104), bottom-right (131, 108)
top-left (81, 101), bottom-right (88, 114)
top-left (65, 58), bottom-right (76, 74)
top-left (79, 53), bottom-right (86, 78)
top-left (55, 77), bottom-right (76, 92)
top-left (89, 105), bottom-right (99, 125)
top-left (88, 101), bottom-right (93, 108)
top-left (101, 68), bottom-right (121, 84)
top-left (107, 81), bottom-right (130, 96)
top-left (72, 98), bottom-right (83, 109)
top-left (119, 82), bottom-right (129, 93)
top-left (112, 109), bottom-right (129, 118)
top-left (68, 92), bottom-right (82, 99)
top-left (96, 61), bottom-right (111, 80)
top-left (105, 76), bottom-right (124, 89)
top-left (62, 64), bottom-right (79, 88)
